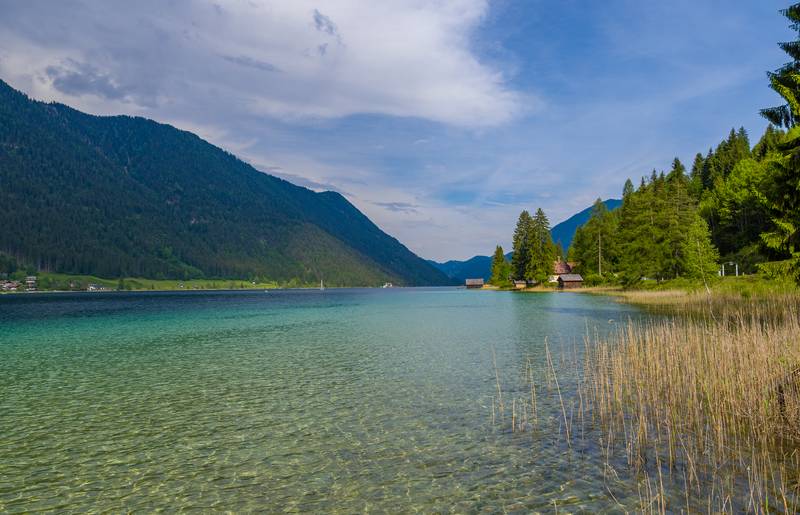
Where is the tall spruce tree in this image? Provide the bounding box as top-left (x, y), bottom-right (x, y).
top-left (689, 152), bottom-right (705, 199)
top-left (760, 3), bottom-right (800, 283)
top-left (511, 210), bottom-right (534, 280)
top-left (489, 245), bottom-right (511, 287)
top-left (622, 178), bottom-right (634, 199)
top-left (664, 159), bottom-right (697, 278)
top-left (526, 208), bottom-right (556, 283)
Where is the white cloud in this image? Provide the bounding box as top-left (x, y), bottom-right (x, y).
top-left (0, 0), bottom-right (522, 127)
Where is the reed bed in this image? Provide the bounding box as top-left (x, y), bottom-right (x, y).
top-left (612, 288), bottom-right (800, 323)
top-left (589, 293), bottom-right (800, 512)
top-left (495, 291), bottom-right (800, 512)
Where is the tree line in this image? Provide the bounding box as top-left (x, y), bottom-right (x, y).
top-left (569, 162), bottom-right (721, 286)
top-left (497, 4), bottom-right (800, 287)
top-left (490, 208), bottom-right (558, 287)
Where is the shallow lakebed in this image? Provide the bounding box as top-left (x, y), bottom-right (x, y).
top-left (1, 288), bottom-right (645, 512)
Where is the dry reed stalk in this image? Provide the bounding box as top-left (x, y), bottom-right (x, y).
top-left (581, 292), bottom-right (800, 512)
top-left (492, 347), bottom-right (504, 419)
top-left (546, 337), bottom-right (571, 446)
top-left (526, 357), bottom-right (537, 425)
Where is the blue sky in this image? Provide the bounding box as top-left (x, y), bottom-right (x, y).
top-left (0, 0), bottom-right (790, 260)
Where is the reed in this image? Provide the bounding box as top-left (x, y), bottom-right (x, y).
top-left (492, 289), bottom-right (800, 511)
top-left (582, 291), bottom-right (800, 512)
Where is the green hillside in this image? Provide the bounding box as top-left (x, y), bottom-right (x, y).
top-left (0, 80), bottom-right (451, 286)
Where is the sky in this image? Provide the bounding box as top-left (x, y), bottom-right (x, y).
top-left (0, 0), bottom-right (791, 261)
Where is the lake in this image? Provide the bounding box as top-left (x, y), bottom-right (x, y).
top-left (0, 288), bottom-right (644, 512)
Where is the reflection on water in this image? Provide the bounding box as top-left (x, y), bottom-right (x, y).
top-left (1, 288), bottom-right (642, 512)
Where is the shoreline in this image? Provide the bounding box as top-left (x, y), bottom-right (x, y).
top-left (0, 284), bottom-right (461, 295)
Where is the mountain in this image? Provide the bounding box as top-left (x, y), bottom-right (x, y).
top-left (0, 80), bottom-right (452, 286)
top-left (427, 255), bottom-right (493, 282)
top-left (550, 199), bottom-right (622, 251)
top-left (430, 199), bottom-right (622, 281)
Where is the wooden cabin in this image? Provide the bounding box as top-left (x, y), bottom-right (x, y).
top-left (557, 274), bottom-right (584, 289)
top-left (513, 280), bottom-right (527, 289)
top-left (550, 260), bottom-right (578, 283)
top-left (465, 278), bottom-right (484, 289)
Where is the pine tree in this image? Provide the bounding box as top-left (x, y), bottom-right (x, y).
top-left (759, 3), bottom-right (800, 283)
top-left (622, 178), bottom-right (634, 199)
top-left (489, 245), bottom-right (511, 287)
top-left (664, 164), bottom-right (697, 277)
top-left (667, 157), bottom-right (687, 181)
top-left (688, 152), bottom-right (705, 198)
top-left (701, 148), bottom-right (714, 190)
top-left (526, 208), bottom-right (556, 283)
top-left (511, 211), bottom-right (534, 280)
top-left (752, 125), bottom-right (784, 160)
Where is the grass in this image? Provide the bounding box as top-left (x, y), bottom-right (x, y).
top-left (9, 272), bottom-right (281, 292)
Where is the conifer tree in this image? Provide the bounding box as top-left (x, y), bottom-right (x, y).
top-left (688, 152), bottom-right (705, 199)
top-left (622, 178), bottom-right (634, 199)
top-left (752, 125), bottom-right (784, 160)
top-left (760, 3), bottom-right (800, 283)
top-left (489, 245), bottom-right (511, 287)
top-left (667, 157), bottom-right (687, 181)
top-left (664, 162), bottom-right (697, 277)
top-left (701, 148), bottom-right (714, 190)
top-left (526, 208), bottom-right (556, 283)
top-left (511, 210), bottom-right (533, 280)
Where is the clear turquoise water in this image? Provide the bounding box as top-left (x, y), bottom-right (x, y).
top-left (1, 288), bottom-right (644, 512)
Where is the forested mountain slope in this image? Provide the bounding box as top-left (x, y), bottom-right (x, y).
top-left (0, 80), bottom-right (452, 286)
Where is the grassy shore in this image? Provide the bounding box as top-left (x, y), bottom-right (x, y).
top-left (2, 272), bottom-right (284, 293)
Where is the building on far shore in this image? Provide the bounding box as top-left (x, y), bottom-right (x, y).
top-left (549, 259), bottom-right (577, 283)
top-left (557, 274), bottom-right (584, 289)
top-left (465, 278), bottom-right (484, 289)
top-left (513, 280), bottom-right (527, 289)
top-left (25, 276), bottom-right (37, 291)
top-left (1, 280), bottom-right (20, 291)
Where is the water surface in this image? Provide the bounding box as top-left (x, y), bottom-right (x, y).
top-left (1, 288), bottom-right (641, 512)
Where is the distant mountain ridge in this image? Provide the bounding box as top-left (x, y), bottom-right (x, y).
top-left (0, 79), bottom-right (452, 286)
top-left (426, 255), bottom-right (494, 282)
top-left (550, 199), bottom-right (622, 250)
top-left (429, 199), bottom-right (622, 282)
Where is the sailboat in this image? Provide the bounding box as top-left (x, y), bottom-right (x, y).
top-left (320, 279), bottom-right (325, 291)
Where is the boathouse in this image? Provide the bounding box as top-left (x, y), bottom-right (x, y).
top-left (557, 274), bottom-right (584, 289)
top-left (465, 278), bottom-right (484, 289)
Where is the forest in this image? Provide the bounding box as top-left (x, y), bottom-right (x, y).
top-left (566, 123), bottom-right (795, 286)
top-left (491, 6), bottom-right (800, 288)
